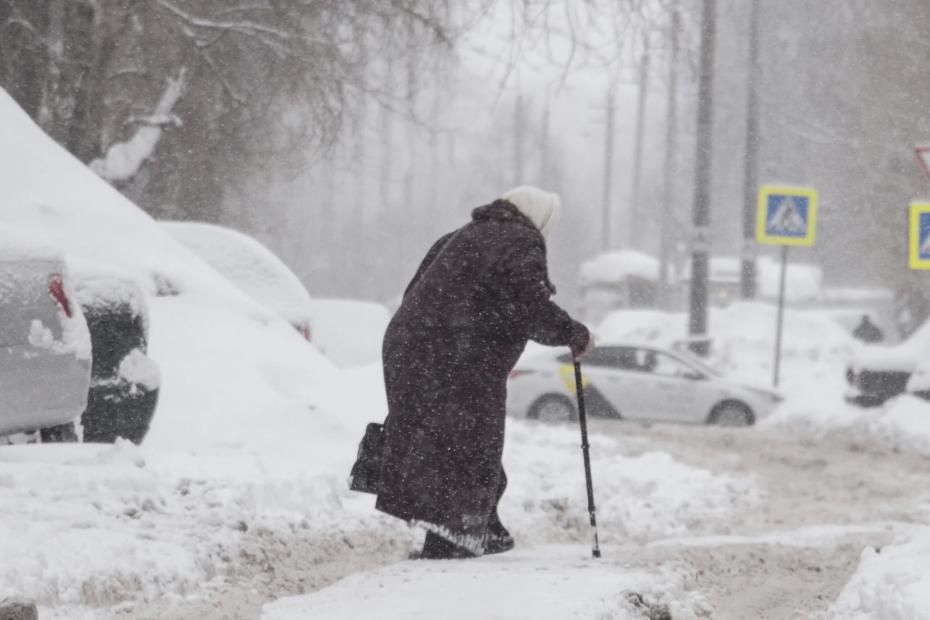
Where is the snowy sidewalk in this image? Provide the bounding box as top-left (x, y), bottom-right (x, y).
top-left (261, 546), bottom-right (692, 620)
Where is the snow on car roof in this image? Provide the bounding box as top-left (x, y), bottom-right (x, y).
top-left (160, 221), bottom-right (313, 326)
top-left (0, 225), bottom-right (61, 262)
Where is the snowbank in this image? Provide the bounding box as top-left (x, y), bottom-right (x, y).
top-left (502, 421), bottom-right (760, 543)
top-left (310, 299), bottom-right (391, 367)
top-left (829, 526), bottom-right (930, 619)
top-left (757, 255), bottom-right (823, 303)
top-left (0, 441), bottom-right (403, 610)
top-left (580, 250), bottom-right (660, 284)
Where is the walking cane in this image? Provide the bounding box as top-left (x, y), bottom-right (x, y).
top-left (572, 357), bottom-right (601, 559)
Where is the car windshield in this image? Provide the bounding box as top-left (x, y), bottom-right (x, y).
top-left (673, 349), bottom-right (724, 378)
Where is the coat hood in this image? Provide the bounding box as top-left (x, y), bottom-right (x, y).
top-left (501, 186), bottom-right (561, 240)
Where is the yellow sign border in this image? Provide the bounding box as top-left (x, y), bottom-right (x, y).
top-left (756, 185), bottom-right (818, 246)
top-left (909, 201), bottom-right (930, 270)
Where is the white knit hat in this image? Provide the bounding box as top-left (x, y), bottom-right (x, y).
top-left (502, 186), bottom-right (562, 240)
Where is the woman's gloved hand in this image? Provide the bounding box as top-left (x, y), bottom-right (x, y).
top-left (572, 334), bottom-right (595, 358)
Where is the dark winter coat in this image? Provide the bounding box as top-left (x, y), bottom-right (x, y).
top-left (375, 200), bottom-right (589, 553)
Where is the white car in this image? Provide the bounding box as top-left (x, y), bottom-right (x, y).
top-left (160, 221), bottom-right (314, 341)
top-left (0, 228), bottom-right (91, 441)
top-left (507, 343), bottom-right (782, 426)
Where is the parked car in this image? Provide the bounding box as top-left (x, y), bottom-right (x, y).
top-left (846, 318), bottom-right (930, 407)
top-left (160, 221), bottom-right (313, 341)
top-left (72, 264), bottom-right (160, 443)
top-left (0, 230), bottom-right (91, 442)
top-left (906, 359), bottom-right (930, 401)
top-left (507, 343), bottom-right (782, 426)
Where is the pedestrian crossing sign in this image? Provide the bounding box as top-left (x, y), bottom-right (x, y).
top-left (909, 201), bottom-right (930, 270)
top-left (757, 185), bottom-right (817, 246)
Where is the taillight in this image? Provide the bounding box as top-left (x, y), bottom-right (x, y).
top-left (295, 323), bottom-right (312, 342)
top-left (509, 369), bottom-right (534, 380)
top-left (48, 273), bottom-right (72, 318)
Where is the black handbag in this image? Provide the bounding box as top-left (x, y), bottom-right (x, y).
top-left (349, 422), bottom-right (384, 494)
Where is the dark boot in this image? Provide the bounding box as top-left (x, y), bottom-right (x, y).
top-left (415, 531), bottom-right (477, 560)
top-left (483, 511), bottom-right (515, 555)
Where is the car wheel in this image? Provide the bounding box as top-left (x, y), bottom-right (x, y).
top-left (82, 383), bottom-right (158, 444)
top-left (39, 421), bottom-right (78, 443)
top-left (708, 401), bottom-right (754, 427)
top-left (527, 395), bottom-right (576, 423)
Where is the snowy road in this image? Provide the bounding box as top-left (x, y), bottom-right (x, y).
top-left (591, 420), bottom-right (929, 618)
top-left (95, 419), bottom-right (930, 620)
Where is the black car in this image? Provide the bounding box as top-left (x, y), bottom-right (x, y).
top-left (74, 273), bottom-right (160, 443)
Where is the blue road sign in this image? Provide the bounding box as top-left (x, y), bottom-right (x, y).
top-left (910, 202), bottom-right (930, 270)
top-left (756, 185), bottom-right (817, 246)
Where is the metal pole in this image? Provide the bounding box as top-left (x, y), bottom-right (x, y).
top-left (629, 39), bottom-right (651, 249)
top-left (773, 245), bottom-right (788, 387)
top-left (572, 358), bottom-right (601, 559)
top-left (513, 93), bottom-right (525, 186)
top-left (601, 87), bottom-right (616, 252)
top-left (688, 0), bottom-right (717, 356)
top-left (740, 0), bottom-right (761, 299)
top-left (659, 0), bottom-right (680, 303)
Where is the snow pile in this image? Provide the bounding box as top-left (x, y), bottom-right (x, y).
top-left (580, 249), bottom-right (660, 284)
top-left (160, 221), bottom-right (314, 332)
top-left (502, 421), bottom-right (761, 543)
top-left (310, 299), bottom-right (391, 367)
top-left (757, 255), bottom-right (823, 303)
top-left (262, 547), bottom-right (711, 620)
top-left (865, 396), bottom-right (930, 457)
top-left (0, 441), bottom-right (401, 609)
top-left (829, 526), bottom-right (930, 619)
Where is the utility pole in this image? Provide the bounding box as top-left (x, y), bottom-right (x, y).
top-left (688, 0), bottom-right (717, 356)
top-left (601, 86), bottom-right (616, 251)
top-left (659, 0), bottom-right (680, 302)
top-left (513, 93), bottom-right (526, 185)
top-left (539, 93), bottom-right (550, 184)
top-left (629, 37), bottom-right (651, 249)
top-left (740, 0), bottom-right (761, 299)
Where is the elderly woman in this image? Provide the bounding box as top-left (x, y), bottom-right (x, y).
top-left (376, 186), bottom-right (592, 559)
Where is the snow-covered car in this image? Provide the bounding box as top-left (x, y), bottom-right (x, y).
top-left (906, 359), bottom-right (930, 401)
top-left (73, 264), bottom-right (160, 443)
top-left (310, 298), bottom-right (391, 367)
top-left (0, 229), bottom-right (91, 442)
top-left (507, 344), bottom-right (782, 426)
top-left (160, 221), bottom-right (313, 341)
top-left (846, 318), bottom-right (930, 407)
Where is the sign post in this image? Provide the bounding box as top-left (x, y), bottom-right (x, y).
top-left (909, 201), bottom-right (930, 271)
top-left (756, 185), bottom-right (818, 387)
